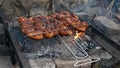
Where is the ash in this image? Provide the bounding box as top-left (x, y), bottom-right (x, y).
top-left (23, 36), bottom-right (86, 59)
top-left (10, 26), bottom-right (100, 60)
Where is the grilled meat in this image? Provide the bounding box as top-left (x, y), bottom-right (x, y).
top-left (18, 11), bottom-right (88, 40)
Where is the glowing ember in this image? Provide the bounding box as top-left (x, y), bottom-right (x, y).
top-left (74, 31), bottom-right (79, 40)
top-left (74, 31), bottom-right (85, 40)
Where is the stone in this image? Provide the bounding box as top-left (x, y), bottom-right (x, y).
top-left (0, 0), bottom-right (50, 19)
top-left (0, 45), bottom-right (9, 56)
top-left (29, 58), bottom-right (55, 68)
top-left (75, 12), bottom-right (90, 22)
top-left (54, 58), bottom-right (91, 68)
top-left (0, 0), bottom-right (3, 5)
top-left (94, 16), bottom-right (120, 30)
top-left (92, 16), bottom-right (120, 36)
top-left (89, 49), bottom-right (112, 60)
top-left (0, 23), bottom-right (5, 44)
top-left (0, 23), bottom-right (4, 35)
top-left (0, 56), bottom-right (13, 68)
top-left (118, 7), bottom-right (120, 11)
top-left (53, 0), bottom-right (88, 12)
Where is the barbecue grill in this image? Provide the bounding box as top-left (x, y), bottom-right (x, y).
top-left (2, 0), bottom-right (120, 68)
top-left (4, 16), bottom-right (120, 68)
top-left (4, 13), bottom-right (102, 68)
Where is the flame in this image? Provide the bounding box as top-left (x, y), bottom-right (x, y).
top-left (74, 31), bottom-right (85, 40)
top-left (74, 31), bottom-right (79, 40)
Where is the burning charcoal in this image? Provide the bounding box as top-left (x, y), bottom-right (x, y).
top-left (27, 53), bottom-right (35, 58)
top-left (82, 45), bottom-right (88, 51)
top-left (87, 41), bottom-right (95, 48)
top-left (21, 46), bottom-right (31, 53)
top-left (49, 51), bottom-right (62, 58)
top-left (18, 42), bottom-right (23, 46)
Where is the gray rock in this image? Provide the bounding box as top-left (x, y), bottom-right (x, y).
top-left (1, 0), bottom-right (50, 19)
top-left (0, 23), bottom-right (4, 35)
top-left (75, 12), bottom-right (88, 16)
top-left (90, 49), bottom-right (112, 60)
top-left (94, 16), bottom-right (120, 30)
top-left (0, 45), bottom-right (9, 56)
top-left (29, 0), bottom-right (49, 16)
top-left (53, 0), bottom-right (89, 12)
top-left (0, 56), bottom-right (13, 68)
top-left (54, 58), bottom-right (91, 68)
top-left (93, 16), bottom-right (120, 44)
top-left (0, 0), bottom-right (3, 5)
top-left (118, 8), bottom-right (120, 12)
top-left (84, 7), bottom-right (106, 16)
top-left (0, 24), bottom-right (4, 44)
top-left (92, 16), bottom-right (120, 36)
top-left (71, 0), bottom-right (99, 12)
top-left (29, 58), bottom-right (55, 68)
top-left (75, 12), bottom-right (90, 22)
